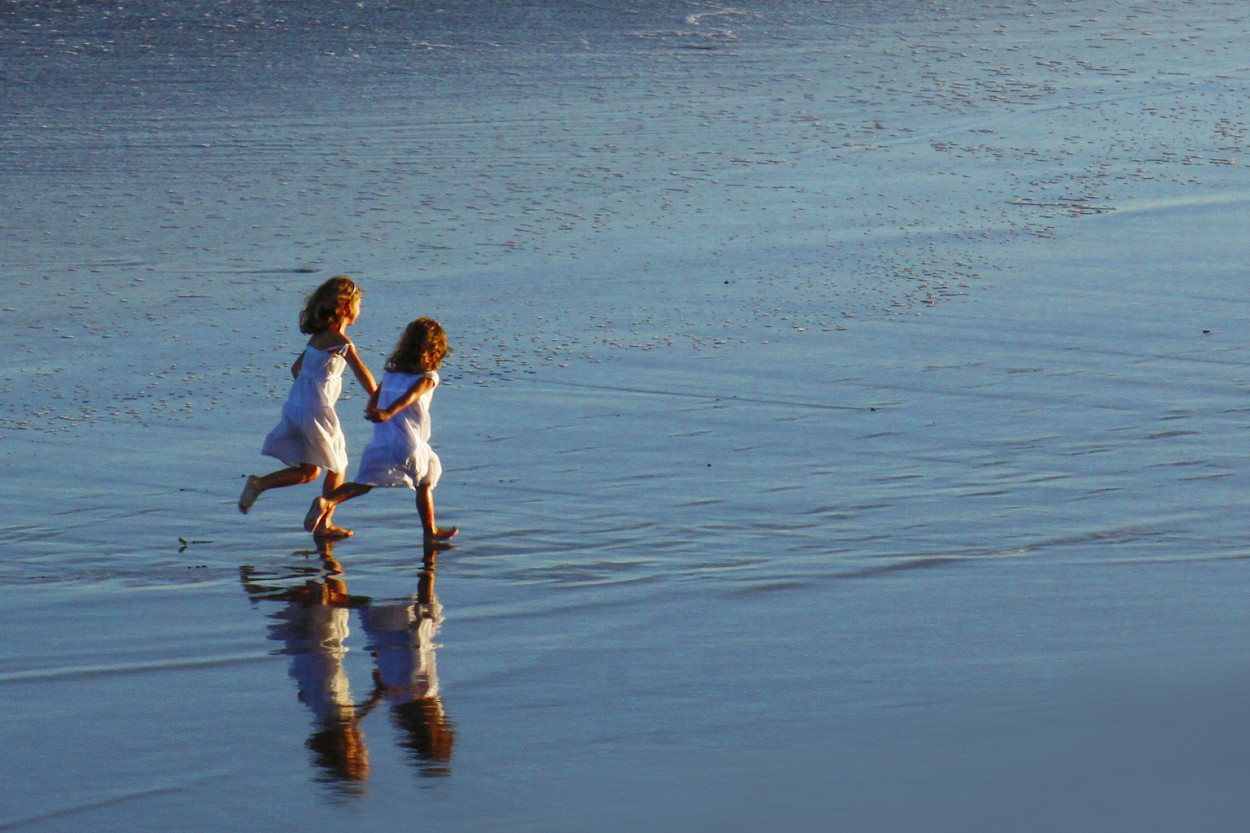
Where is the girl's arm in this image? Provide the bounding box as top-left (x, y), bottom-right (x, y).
top-left (364, 388), bottom-right (382, 422)
top-left (369, 376), bottom-right (435, 423)
top-left (343, 342), bottom-right (378, 395)
top-left (290, 352), bottom-right (305, 379)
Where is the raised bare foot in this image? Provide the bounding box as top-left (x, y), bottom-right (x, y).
top-left (238, 476), bottom-right (261, 514)
top-left (303, 497), bottom-right (330, 532)
top-left (424, 526), bottom-right (458, 543)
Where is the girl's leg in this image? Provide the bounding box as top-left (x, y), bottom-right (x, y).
top-left (315, 470), bottom-right (353, 539)
top-left (305, 482), bottom-right (373, 535)
top-left (239, 464), bottom-right (321, 513)
top-left (416, 484), bottom-right (457, 542)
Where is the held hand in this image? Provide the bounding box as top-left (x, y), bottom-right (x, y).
top-left (364, 389), bottom-right (384, 422)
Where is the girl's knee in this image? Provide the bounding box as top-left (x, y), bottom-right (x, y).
top-left (299, 465), bottom-right (322, 484)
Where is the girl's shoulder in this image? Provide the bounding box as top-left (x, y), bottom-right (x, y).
top-left (385, 368), bottom-right (437, 380)
top-left (385, 369), bottom-right (438, 389)
top-left (307, 331), bottom-right (353, 354)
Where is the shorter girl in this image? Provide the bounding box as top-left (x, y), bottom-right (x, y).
top-left (305, 317), bottom-right (458, 543)
top-left (239, 276), bottom-right (377, 539)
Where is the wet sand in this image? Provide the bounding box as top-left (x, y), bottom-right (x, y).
top-left (4, 1), bottom-right (1250, 830)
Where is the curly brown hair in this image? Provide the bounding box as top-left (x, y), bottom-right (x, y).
top-left (386, 318), bottom-right (449, 373)
top-left (299, 276), bottom-right (361, 335)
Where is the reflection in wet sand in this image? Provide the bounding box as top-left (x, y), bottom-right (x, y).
top-left (361, 562), bottom-right (455, 778)
top-left (240, 543), bottom-right (453, 790)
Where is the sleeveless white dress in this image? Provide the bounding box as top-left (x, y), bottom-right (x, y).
top-left (354, 370), bottom-right (442, 490)
top-left (261, 344), bottom-right (350, 474)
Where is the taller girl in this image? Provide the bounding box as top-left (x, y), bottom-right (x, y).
top-left (239, 276), bottom-right (377, 539)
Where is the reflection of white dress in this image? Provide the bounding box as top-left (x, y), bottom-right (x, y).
top-left (280, 603), bottom-right (355, 722)
top-left (354, 370), bottom-right (442, 490)
top-left (261, 344), bottom-right (349, 473)
top-left (361, 598), bottom-right (442, 701)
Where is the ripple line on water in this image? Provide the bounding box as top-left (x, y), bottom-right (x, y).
top-left (0, 651), bottom-right (271, 685)
top-left (0, 770), bottom-right (235, 832)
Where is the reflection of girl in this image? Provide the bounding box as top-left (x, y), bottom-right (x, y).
top-left (360, 562), bottom-right (455, 777)
top-left (245, 553), bottom-right (374, 786)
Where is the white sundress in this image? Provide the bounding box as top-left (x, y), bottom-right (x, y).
top-left (355, 370), bottom-right (442, 490)
top-left (261, 344), bottom-right (350, 474)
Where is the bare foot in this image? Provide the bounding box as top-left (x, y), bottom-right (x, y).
top-left (315, 524), bottom-right (354, 540)
top-left (238, 476), bottom-right (261, 514)
top-left (303, 497), bottom-right (330, 532)
top-left (424, 526), bottom-right (458, 543)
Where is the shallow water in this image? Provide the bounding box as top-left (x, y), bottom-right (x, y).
top-left (4, 1), bottom-right (1250, 830)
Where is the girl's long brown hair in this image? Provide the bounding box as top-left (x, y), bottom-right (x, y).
top-left (386, 318), bottom-right (448, 373)
top-left (299, 276), bottom-right (361, 335)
